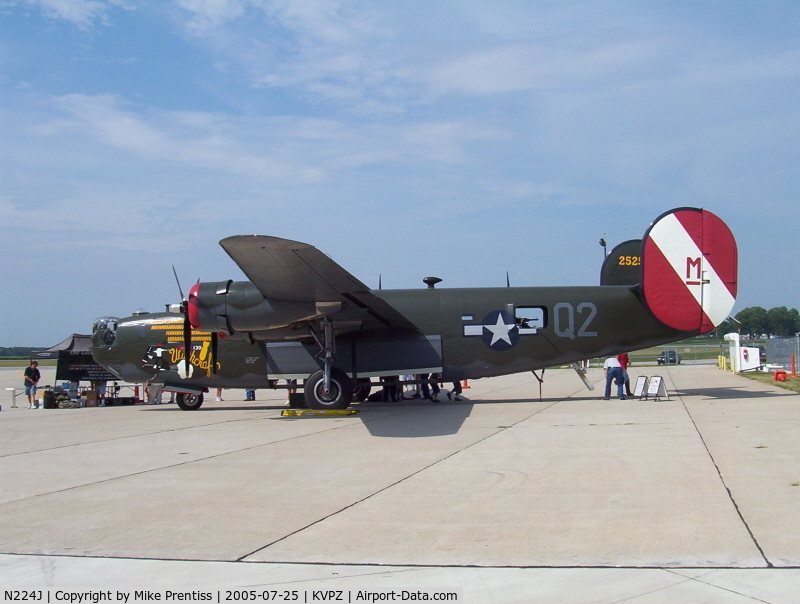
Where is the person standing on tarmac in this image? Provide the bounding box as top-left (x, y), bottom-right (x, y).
top-left (24, 361), bottom-right (41, 409)
top-left (447, 381), bottom-right (463, 401)
top-left (617, 352), bottom-right (633, 397)
top-left (429, 373), bottom-right (442, 402)
top-left (603, 356), bottom-right (625, 400)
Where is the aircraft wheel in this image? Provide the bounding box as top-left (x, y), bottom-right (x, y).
top-left (305, 368), bottom-right (353, 410)
top-left (352, 378), bottom-right (372, 403)
top-left (176, 392), bottom-right (204, 410)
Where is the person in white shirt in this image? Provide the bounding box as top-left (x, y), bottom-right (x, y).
top-left (603, 356), bottom-right (625, 400)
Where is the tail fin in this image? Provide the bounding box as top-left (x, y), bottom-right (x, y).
top-left (600, 239), bottom-right (642, 286)
top-left (641, 207), bottom-right (737, 333)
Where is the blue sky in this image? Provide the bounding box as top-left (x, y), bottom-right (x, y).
top-left (2, 1), bottom-right (800, 346)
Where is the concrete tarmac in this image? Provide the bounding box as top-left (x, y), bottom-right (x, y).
top-left (1, 364), bottom-right (799, 602)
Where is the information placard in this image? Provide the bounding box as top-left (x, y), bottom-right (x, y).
top-left (645, 375), bottom-right (668, 400)
top-left (634, 376), bottom-right (648, 398)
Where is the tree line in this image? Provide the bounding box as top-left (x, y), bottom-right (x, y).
top-left (716, 306), bottom-right (800, 338)
top-left (0, 347), bottom-right (41, 357)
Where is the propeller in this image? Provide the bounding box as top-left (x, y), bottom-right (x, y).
top-left (171, 268), bottom-right (218, 377)
top-left (172, 265), bottom-right (185, 302)
top-left (210, 330), bottom-right (218, 375)
top-left (198, 279), bottom-right (219, 376)
top-left (172, 266), bottom-right (192, 378)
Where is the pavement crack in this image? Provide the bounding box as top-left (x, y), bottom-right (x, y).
top-left (672, 371), bottom-right (774, 568)
top-left (237, 397), bottom-right (565, 562)
top-left (664, 569), bottom-right (773, 603)
top-left (0, 420), bottom-right (356, 505)
top-left (0, 414), bottom-right (285, 459)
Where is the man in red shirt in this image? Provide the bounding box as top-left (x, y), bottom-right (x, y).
top-left (617, 353), bottom-right (633, 397)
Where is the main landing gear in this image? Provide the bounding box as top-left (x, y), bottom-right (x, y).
top-left (304, 367), bottom-right (352, 410)
top-left (304, 317), bottom-right (354, 410)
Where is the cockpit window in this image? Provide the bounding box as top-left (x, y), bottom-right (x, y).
top-left (93, 317), bottom-right (118, 347)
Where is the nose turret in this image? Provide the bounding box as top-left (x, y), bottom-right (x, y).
top-left (91, 316), bottom-right (122, 377)
top-left (92, 317), bottom-right (118, 347)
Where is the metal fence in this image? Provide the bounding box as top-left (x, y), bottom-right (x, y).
top-left (765, 337), bottom-right (800, 369)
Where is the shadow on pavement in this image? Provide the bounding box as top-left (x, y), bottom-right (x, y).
top-left (675, 387), bottom-right (797, 399)
top-left (357, 400), bottom-right (474, 437)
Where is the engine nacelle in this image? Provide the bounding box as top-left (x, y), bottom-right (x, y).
top-left (187, 281), bottom-right (331, 334)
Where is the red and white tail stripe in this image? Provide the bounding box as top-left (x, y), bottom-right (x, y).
top-left (642, 208), bottom-right (737, 333)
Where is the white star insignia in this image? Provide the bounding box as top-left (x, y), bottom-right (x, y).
top-left (484, 314), bottom-right (514, 346)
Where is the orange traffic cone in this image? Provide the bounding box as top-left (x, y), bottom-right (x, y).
top-left (462, 380), bottom-right (470, 389)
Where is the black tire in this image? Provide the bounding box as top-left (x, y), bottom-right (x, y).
top-left (304, 368), bottom-right (353, 410)
top-left (176, 392), bottom-right (204, 410)
top-left (352, 378), bottom-right (372, 403)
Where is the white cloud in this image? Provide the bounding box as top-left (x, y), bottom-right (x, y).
top-left (45, 93), bottom-right (324, 183)
top-left (175, 0), bottom-right (250, 32)
top-left (40, 93), bottom-right (502, 180)
top-left (420, 40), bottom-right (664, 96)
top-left (13, 0), bottom-right (126, 27)
top-left (173, 0), bottom-right (407, 113)
top-left (170, 1), bottom-right (800, 124)
top-left (176, 0), bottom-right (379, 41)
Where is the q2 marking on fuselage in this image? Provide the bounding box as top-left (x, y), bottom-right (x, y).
top-left (553, 302), bottom-right (598, 340)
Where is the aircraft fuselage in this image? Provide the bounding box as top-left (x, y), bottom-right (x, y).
top-left (92, 283), bottom-right (689, 391)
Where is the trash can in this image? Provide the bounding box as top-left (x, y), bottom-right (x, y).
top-left (288, 392), bottom-right (307, 408)
top-left (42, 390), bottom-right (56, 409)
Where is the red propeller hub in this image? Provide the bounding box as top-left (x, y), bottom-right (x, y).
top-left (187, 282), bottom-right (201, 328)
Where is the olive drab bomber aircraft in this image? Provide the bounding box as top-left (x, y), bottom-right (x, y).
top-left (91, 207), bottom-right (737, 411)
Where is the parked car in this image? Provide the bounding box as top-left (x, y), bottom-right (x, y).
top-left (657, 350), bottom-right (681, 365)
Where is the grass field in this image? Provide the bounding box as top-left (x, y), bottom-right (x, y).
top-left (739, 370), bottom-right (800, 393)
top-left (0, 359), bottom-right (57, 368)
top-left (629, 343), bottom-right (723, 364)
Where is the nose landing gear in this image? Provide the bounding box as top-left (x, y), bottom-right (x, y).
top-left (176, 392), bottom-right (204, 410)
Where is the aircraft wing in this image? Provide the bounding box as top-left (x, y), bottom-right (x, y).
top-left (219, 235), bottom-right (417, 331)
